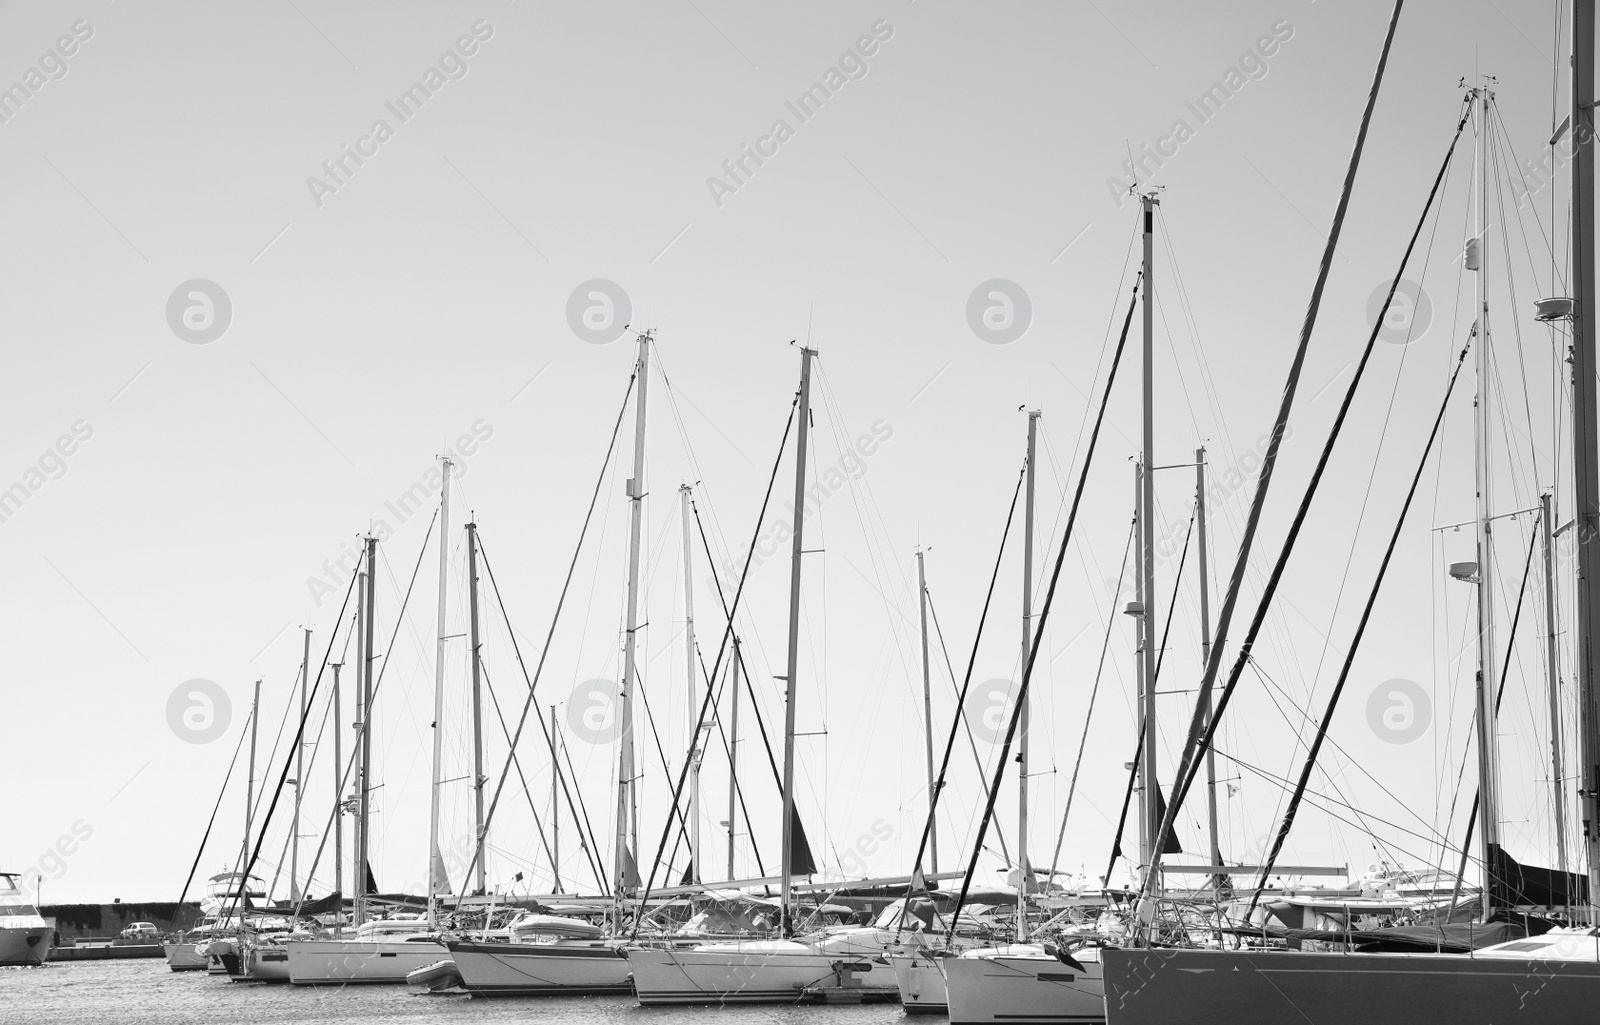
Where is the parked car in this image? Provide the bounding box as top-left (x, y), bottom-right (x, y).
top-left (120, 922), bottom-right (159, 941)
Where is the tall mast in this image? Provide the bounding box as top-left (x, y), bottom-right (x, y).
top-left (1134, 460), bottom-right (1149, 877)
top-left (780, 347), bottom-right (816, 935)
top-left (1569, 0), bottom-right (1600, 919)
top-left (1470, 82), bottom-right (1502, 919)
top-left (616, 331), bottom-right (651, 912)
top-left (292, 629), bottom-right (309, 902)
top-left (427, 456), bottom-right (454, 926)
top-left (550, 704), bottom-right (562, 894)
top-left (680, 484), bottom-right (701, 884)
top-left (1017, 410), bottom-right (1039, 940)
top-left (331, 661), bottom-right (343, 933)
top-left (727, 636), bottom-right (740, 880)
top-left (1543, 490), bottom-right (1569, 878)
top-left (1139, 191), bottom-right (1161, 900)
top-left (1196, 448), bottom-right (1221, 889)
top-left (356, 537), bottom-right (377, 928)
top-left (466, 519), bottom-right (487, 896)
top-left (917, 549), bottom-right (937, 873)
top-left (243, 679), bottom-right (260, 893)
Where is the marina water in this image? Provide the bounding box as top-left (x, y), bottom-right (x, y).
top-left (0, 961), bottom-right (907, 1025)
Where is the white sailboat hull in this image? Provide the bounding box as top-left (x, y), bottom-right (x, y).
top-left (627, 942), bottom-right (899, 1005)
top-left (1101, 945), bottom-right (1600, 1025)
top-left (241, 944), bottom-right (293, 982)
top-left (944, 947), bottom-right (1106, 1024)
top-left (889, 952), bottom-right (949, 1013)
top-left (163, 941), bottom-right (208, 971)
top-left (285, 938), bottom-right (448, 984)
top-left (446, 939), bottom-right (632, 996)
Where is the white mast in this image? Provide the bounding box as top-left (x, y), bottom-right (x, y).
top-left (1542, 489), bottom-right (1568, 878)
top-left (427, 456), bottom-right (454, 926)
top-left (727, 636), bottom-right (740, 880)
top-left (917, 549), bottom-right (937, 873)
top-left (1568, 0), bottom-right (1600, 922)
top-left (615, 331), bottom-right (651, 913)
top-left (780, 347), bottom-right (816, 934)
top-left (1196, 448), bottom-right (1221, 890)
top-left (355, 538), bottom-right (376, 928)
top-left (549, 704), bottom-right (562, 894)
top-left (331, 660), bottom-right (343, 933)
top-left (1017, 410), bottom-right (1039, 940)
top-left (1139, 191), bottom-right (1162, 901)
top-left (466, 519), bottom-right (487, 895)
top-left (1469, 82), bottom-right (1502, 918)
top-left (242, 678), bottom-right (260, 896)
top-left (291, 628), bottom-right (308, 902)
top-left (680, 483), bottom-right (701, 885)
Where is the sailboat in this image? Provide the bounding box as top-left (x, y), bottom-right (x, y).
top-left (943, 185), bottom-right (1174, 1025)
top-left (444, 334), bottom-right (658, 998)
top-left (287, 485), bottom-right (454, 985)
top-left (1103, 5), bottom-right (1600, 1022)
top-left (624, 347), bottom-right (903, 1005)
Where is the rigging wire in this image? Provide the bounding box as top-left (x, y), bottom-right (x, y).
top-left (946, 270), bottom-right (1142, 940)
top-left (1246, 334), bottom-right (1474, 914)
top-left (465, 369), bottom-right (638, 891)
top-left (1047, 513), bottom-right (1136, 882)
top-left (1148, 75), bottom-right (1466, 888)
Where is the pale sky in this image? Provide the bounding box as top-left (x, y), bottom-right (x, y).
top-left (2, 0), bottom-right (1582, 906)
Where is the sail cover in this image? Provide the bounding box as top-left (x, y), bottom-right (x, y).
top-left (1488, 844), bottom-right (1588, 907)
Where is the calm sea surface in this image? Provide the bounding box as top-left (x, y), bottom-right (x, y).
top-left (0, 960), bottom-right (916, 1025)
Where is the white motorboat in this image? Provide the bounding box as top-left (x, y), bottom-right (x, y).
top-left (0, 871), bottom-right (52, 966)
top-left (943, 943), bottom-right (1106, 1025)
